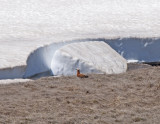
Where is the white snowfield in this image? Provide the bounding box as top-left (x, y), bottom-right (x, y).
top-left (0, 0), bottom-right (160, 80)
top-left (51, 42), bottom-right (127, 76)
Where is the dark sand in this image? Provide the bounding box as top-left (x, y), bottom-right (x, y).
top-left (0, 65), bottom-right (160, 124)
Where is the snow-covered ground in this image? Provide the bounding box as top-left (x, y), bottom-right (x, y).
top-left (0, 0), bottom-right (160, 80)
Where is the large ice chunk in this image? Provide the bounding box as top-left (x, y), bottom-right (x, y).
top-left (51, 41), bottom-right (127, 76)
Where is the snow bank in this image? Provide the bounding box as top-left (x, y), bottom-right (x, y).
top-left (23, 42), bottom-right (62, 78)
top-left (51, 41), bottom-right (127, 76)
top-left (24, 41), bottom-right (76, 78)
top-left (0, 0), bottom-right (159, 40)
top-left (23, 40), bottom-right (103, 78)
top-left (0, 0), bottom-right (160, 81)
top-left (106, 38), bottom-right (160, 62)
top-left (0, 66), bottom-right (25, 80)
top-left (1, 38), bottom-right (160, 80)
top-left (23, 38), bottom-right (160, 78)
top-left (0, 0), bottom-right (160, 69)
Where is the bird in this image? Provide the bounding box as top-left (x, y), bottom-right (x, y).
top-left (76, 69), bottom-right (88, 78)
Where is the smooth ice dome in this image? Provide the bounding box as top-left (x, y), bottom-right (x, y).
top-left (51, 41), bottom-right (127, 76)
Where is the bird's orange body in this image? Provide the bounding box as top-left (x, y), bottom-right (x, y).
top-left (76, 69), bottom-right (88, 78)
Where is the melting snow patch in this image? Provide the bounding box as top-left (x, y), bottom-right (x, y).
top-left (51, 41), bottom-right (127, 76)
top-left (127, 59), bottom-right (139, 63)
top-left (0, 79), bottom-right (31, 85)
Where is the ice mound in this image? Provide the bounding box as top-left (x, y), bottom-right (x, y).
top-left (51, 41), bottom-right (127, 76)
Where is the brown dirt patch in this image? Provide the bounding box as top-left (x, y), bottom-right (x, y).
top-left (0, 66), bottom-right (160, 123)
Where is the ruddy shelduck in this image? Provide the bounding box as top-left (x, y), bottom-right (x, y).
top-left (76, 69), bottom-right (88, 78)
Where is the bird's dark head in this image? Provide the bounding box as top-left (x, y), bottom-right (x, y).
top-left (76, 68), bottom-right (80, 74)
